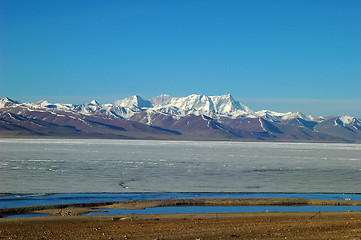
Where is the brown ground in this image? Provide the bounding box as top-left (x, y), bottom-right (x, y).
top-left (1, 198), bottom-right (361, 239)
top-left (1, 212), bottom-right (361, 239)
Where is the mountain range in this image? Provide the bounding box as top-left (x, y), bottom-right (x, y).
top-left (1, 94), bottom-right (361, 143)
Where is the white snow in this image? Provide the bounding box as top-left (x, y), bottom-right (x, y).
top-left (77, 117), bottom-right (91, 127)
top-left (210, 94), bottom-right (253, 115)
top-left (47, 112), bottom-right (66, 118)
top-left (36, 100), bottom-right (51, 108)
top-left (334, 115), bottom-right (356, 127)
top-left (201, 115), bottom-right (209, 121)
top-left (90, 100), bottom-right (99, 105)
top-left (0, 97), bottom-right (19, 108)
top-left (339, 115), bottom-right (355, 126)
top-left (148, 94), bottom-right (254, 118)
top-left (115, 95), bottom-right (152, 108)
top-left (1, 95), bottom-right (354, 128)
top-left (145, 111), bottom-right (153, 125)
top-left (258, 118), bottom-right (267, 132)
top-left (7, 113), bottom-right (16, 121)
top-left (0, 94), bottom-right (300, 122)
top-left (256, 110), bottom-right (315, 122)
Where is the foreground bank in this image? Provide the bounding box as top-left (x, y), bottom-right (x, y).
top-left (1, 211), bottom-right (361, 239)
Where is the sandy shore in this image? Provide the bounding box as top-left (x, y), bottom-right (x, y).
top-left (1, 198), bottom-right (361, 239)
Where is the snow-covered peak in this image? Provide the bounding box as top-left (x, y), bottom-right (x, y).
top-left (114, 95), bottom-right (152, 109)
top-left (73, 100), bottom-right (102, 114)
top-left (256, 110), bottom-right (313, 122)
top-left (151, 94), bottom-right (213, 111)
top-left (210, 94), bottom-right (253, 115)
top-left (337, 115), bottom-right (356, 126)
top-left (150, 95), bottom-right (172, 107)
top-left (256, 110), bottom-right (287, 121)
top-left (36, 100), bottom-right (52, 108)
top-left (0, 97), bottom-right (19, 108)
top-left (90, 100), bottom-right (99, 106)
top-left (282, 112), bottom-right (308, 120)
top-left (49, 103), bottom-right (74, 110)
top-left (176, 94), bottom-right (214, 112)
top-left (19, 99), bottom-right (73, 110)
top-left (149, 94), bottom-right (253, 117)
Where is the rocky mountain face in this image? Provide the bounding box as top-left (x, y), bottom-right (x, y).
top-left (0, 94), bottom-right (360, 142)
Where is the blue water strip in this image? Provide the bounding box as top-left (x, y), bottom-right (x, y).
top-left (84, 205), bottom-right (361, 215)
top-left (1, 192), bottom-right (361, 209)
top-left (3, 213), bottom-right (51, 218)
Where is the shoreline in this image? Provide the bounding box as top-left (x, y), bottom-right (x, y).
top-left (2, 198), bottom-right (361, 239)
top-left (2, 198), bottom-right (361, 217)
top-left (1, 136), bottom-right (360, 144)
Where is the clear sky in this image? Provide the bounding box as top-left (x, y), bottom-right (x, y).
top-left (1, 0), bottom-right (361, 117)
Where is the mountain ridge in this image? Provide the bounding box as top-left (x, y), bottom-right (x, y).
top-left (0, 94), bottom-right (360, 143)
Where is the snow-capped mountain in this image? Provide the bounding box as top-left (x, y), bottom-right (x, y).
top-left (0, 95), bottom-right (360, 142)
top-left (255, 110), bottom-right (317, 122)
top-left (335, 115), bottom-right (360, 127)
top-left (0, 97), bottom-right (19, 108)
top-left (103, 94), bottom-right (254, 118)
top-left (33, 100), bottom-right (74, 110)
top-left (74, 100), bottom-right (101, 114)
top-left (115, 95), bottom-right (152, 109)
top-left (112, 94), bottom-right (255, 118)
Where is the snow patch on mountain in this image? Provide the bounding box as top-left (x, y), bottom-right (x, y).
top-left (339, 115), bottom-right (355, 125)
top-left (258, 118), bottom-right (267, 132)
top-left (334, 115), bottom-right (359, 127)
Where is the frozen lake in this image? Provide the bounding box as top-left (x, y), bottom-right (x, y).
top-left (0, 138), bottom-right (360, 194)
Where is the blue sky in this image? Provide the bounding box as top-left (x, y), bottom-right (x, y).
top-left (1, 0), bottom-right (361, 117)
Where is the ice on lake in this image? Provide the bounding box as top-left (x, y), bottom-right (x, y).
top-left (0, 139), bottom-right (360, 194)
